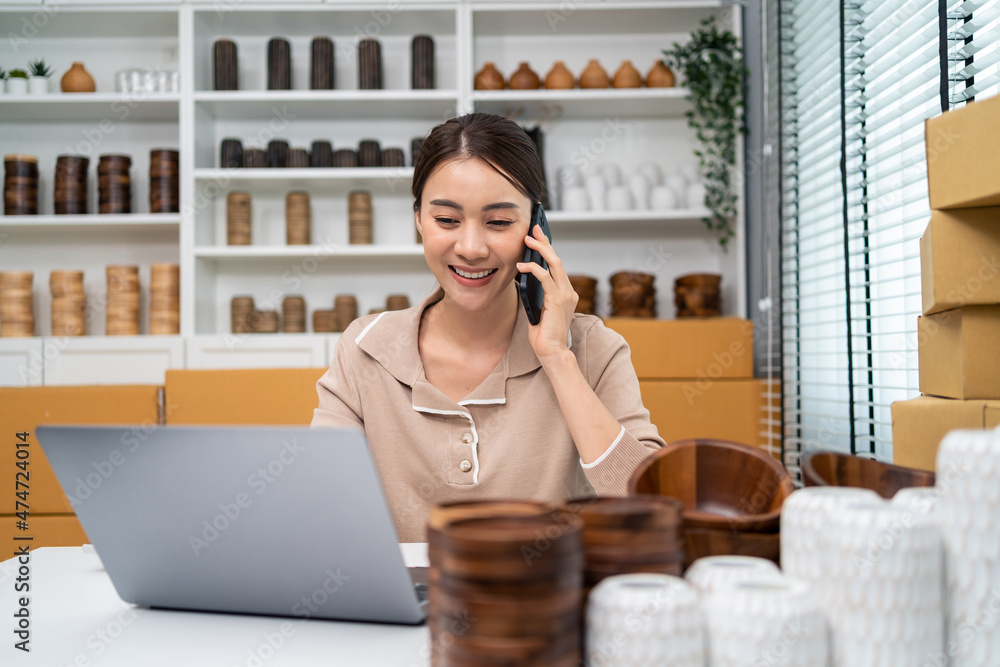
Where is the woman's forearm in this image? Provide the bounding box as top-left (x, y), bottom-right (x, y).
top-left (540, 348), bottom-right (625, 464)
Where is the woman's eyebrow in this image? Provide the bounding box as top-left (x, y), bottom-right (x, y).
top-left (428, 199), bottom-right (521, 212)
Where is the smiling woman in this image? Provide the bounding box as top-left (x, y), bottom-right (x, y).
top-left (311, 112), bottom-right (666, 542)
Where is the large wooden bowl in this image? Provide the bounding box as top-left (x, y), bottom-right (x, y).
top-left (682, 527), bottom-right (780, 569)
top-left (628, 439), bottom-right (796, 534)
top-left (801, 450), bottom-right (936, 500)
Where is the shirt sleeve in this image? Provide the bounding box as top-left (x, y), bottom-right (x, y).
top-left (311, 330), bottom-right (365, 430)
top-left (575, 318), bottom-right (665, 495)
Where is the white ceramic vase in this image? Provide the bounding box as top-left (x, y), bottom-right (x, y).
top-left (29, 76), bottom-right (49, 94)
top-left (684, 555), bottom-right (782, 595)
top-left (6, 77), bottom-right (28, 94)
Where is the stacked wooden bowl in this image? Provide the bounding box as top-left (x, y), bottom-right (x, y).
top-left (427, 506), bottom-right (583, 667)
top-left (105, 265), bottom-right (139, 335)
top-left (348, 191), bottom-right (373, 244)
top-left (358, 140), bottom-right (381, 167)
top-left (227, 191), bottom-right (252, 245)
top-left (629, 439), bottom-right (796, 569)
top-left (243, 148), bottom-right (267, 168)
top-left (334, 295), bottom-right (358, 332)
top-left (310, 37), bottom-right (335, 90)
top-left (358, 38), bottom-right (382, 90)
top-left (285, 191), bottom-right (310, 245)
top-left (149, 263), bottom-right (179, 334)
top-left (0, 271), bottom-right (35, 337)
top-left (674, 273), bottom-right (721, 317)
top-left (568, 275), bottom-right (597, 315)
top-left (220, 139), bottom-right (243, 169)
top-left (231, 295), bottom-right (254, 334)
top-left (563, 496), bottom-right (684, 594)
top-left (381, 148), bottom-right (405, 168)
top-left (267, 37), bottom-right (291, 90)
top-left (312, 309), bottom-right (337, 333)
top-left (286, 149), bottom-right (309, 169)
top-left (50, 270), bottom-right (86, 336)
top-left (251, 309), bottom-right (279, 333)
top-left (282, 296), bottom-right (306, 333)
top-left (411, 35), bottom-right (435, 89)
top-left (268, 140), bottom-right (288, 168)
top-left (311, 141), bottom-right (334, 168)
top-left (4, 155), bottom-right (39, 215)
top-left (609, 271), bottom-right (655, 317)
top-left (97, 154), bottom-right (132, 215)
top-left (333, 149), bottom-right (357, 168)
top-left (801, 449), bottom-right (936, 499)
top-left (149, 149), bottom-right (179, 213)
top-left (385, 294), bottom-right (410, 311)
top-left (213, 38), bottom-right (238, 91)
top-left (54, 155), bottom-right (89, 215)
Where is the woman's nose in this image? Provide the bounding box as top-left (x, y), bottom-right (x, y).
top-left (454, 223), bottom-right (489, 260)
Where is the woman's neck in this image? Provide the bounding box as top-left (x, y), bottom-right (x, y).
top-left (426, 283), bottom-right (520, 352)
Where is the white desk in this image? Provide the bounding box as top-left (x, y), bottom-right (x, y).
top-left (0, 548), bottom-right (431, 666)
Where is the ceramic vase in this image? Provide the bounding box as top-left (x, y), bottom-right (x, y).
top-left (6, 77), bottom-right (28, 94)
top-left (545, 61), bottom-right (575, 89)
top-left (579, 59), bottom-right (609, 89)
top-left (509, 62), bottom-right (540, 90)
top-left (612, 60), bottom-right (643, 88)
top-left (61, 62), bottom-right (96, 93)
top-left (29, 77), bottom-right (49, 94)
top-left (646, 60), bottom-right (676, 87)
top-left (685, 555), bottom-right (782, 595)
top-left (474, 62), bottom-right (505, 90)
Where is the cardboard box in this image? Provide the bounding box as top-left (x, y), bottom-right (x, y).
top-left (926, 94), bottom-right (1000, 209)
top-left (892, 395), bottom-right (1000, 471)
top-left (605, 318), bottom-right (754, 380)
top-left (0, 514), bottom-right (88, 555)
top-left (921, 207), bottom-right (1000, 315)
top-left (0, 385), bottom-right (161, 515)
top-left (165, 368), bottom-right (328, 425)
top-left (918, 306), bottom-right (1000, 399)
top-left (639, 378), bottom-right (767, 450)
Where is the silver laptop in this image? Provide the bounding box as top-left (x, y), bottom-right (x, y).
top-left (37, 424), bottom-right (426, 625)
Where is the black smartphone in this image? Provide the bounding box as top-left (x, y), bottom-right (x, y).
top-left (518, 201), bottom-right (553, 325)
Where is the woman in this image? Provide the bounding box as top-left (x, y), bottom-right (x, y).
top-left (312, 113), bottom-right (664, 541)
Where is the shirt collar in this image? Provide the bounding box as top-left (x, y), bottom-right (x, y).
top-left (355, 285), bottom-right (542, 402)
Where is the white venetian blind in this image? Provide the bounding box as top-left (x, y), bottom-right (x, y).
top-left (949, 0), bottom-right (1000, 105)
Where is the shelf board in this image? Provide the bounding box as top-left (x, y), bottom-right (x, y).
top-left (0, 93), bottom-right (180, 122)
top-left (194, 244), bottom-right (425, 260)
top-left (546, 209), bottom-right (710, 225)
top-left (193, 90), bottom-right (459, 121)
top-left (0, 214), bottom-right (181, 233)
top-left (193, 167), bottom-right (414, 191)
top-left (472, 88), bottom-right (690, 119)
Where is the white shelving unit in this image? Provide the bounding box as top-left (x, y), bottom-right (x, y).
top-left (0, 0), bottom-right (744, 384)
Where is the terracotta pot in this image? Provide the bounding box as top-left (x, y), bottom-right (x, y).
top-left (61, 62), bottom-right (96, 93)
top-left (646, 60), bottom-right (675, 88)
top-left (544, 61), bottom-right (575, 89)
top-left (612, 60), bottom-right (642, 88)
top-left (509, 62), bottom-right (540, 90)
top-left (473, 62), bottom-right (505, 90)
top-left (579, 59), bottom-right (609, 89)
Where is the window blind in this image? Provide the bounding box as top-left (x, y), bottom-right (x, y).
top-left (774, 0), bottom-right (999, 471)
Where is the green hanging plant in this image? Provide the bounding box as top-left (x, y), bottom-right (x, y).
top-left (662, 16), bottom-right (747, 249)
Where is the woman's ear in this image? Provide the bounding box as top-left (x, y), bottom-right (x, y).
top-left (414, 209), bottom-right (422, 235)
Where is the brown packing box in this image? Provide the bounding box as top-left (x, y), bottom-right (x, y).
top-left (165, 368), bottom-right (328, 425)
top-left (640, 379), bottom-right (767, 449)
top-left (926, 94), bottom-right (1000, 209)
top-left (892, 395), bottom-right (1000, 471)
top-left (920, 207), bottom-right (1000, 315)
top-left (0, 385), bottom-right (162, 515)
top-left (0, 514), bottom-right (88, 556)
top-left (605, 317), bottom-right (754, 379)
top-left (918, 305), bottom-right (1000, 399)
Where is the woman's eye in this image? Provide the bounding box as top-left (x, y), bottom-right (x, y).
top-left (487, 220), bottom-right (514, 228)
top-left (434, 217), bottom-right (458, 225)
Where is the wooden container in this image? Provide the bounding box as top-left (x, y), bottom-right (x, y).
top-left (358, 38), bottom-right (382, 90)
top-left (509, 62), bottom-right (541, 90)
top-left (474, 62), bottom-right (505, 90)
top-left (50, 270), bottom-right (85, 336)
top-left (332, 149), bottom-right (357, 168)
top-left (149, 149), bottom-right (179, 214)
top-left (97, 154), bottom-right (132, 215)
top-left (4, 154), bottom-right (39, 216)
top-left (226, 191), bottom-right (252, 245)
top-left (54, 155), bottom-right (89, 215)
top-left (385, 294), bottom-right (410, 311)
top-left (242, 148), bottom-right (267, 169)
top-left (568, 274), bottom-right (597, 315)
top-left (252, 310), bottom-right (279, 333)
top-left (285, 148), bottom-right (309, 169)
top-left (544, 61), bottom-right (575, 89)
top-left (149, 262), bottom-right (179, 335)
top-left (646, 60), bottom-right (675, 88)
top-left (285, 191), bottom-right (311, 245)
top-left (579, 59), bottom-right (609, 89)
top-left (282, 296), bottom-right (306, 333)
top-left (675, 272), bottom-right (721, 317)
top-left (333, 294), bottom-right (358, 332)
top-left (105, 264), bottom-right (140, 336)
top-left (357, 140), bottom-right (381, 167)
top-left (231, 295), bottom-right (254, 334)
top-left (312, 309), bottom-right (337, 333)
top-left (220, 138), bottom-right (243, 169)
top-left (348, 190), bottom-right (373, 245)
top-left (267, 140), bottom-right (288, 168)
top-left (310, 37), bottom-right (335, 90)
top-left (612, 60), bottom-right (643, 88)
top-left (802, 450), bottom-right (936, 499)
top-left (381, 148), bottom-right (405, 168)
top-left (410, 138), bottom-right (424, 166)
top-left (411, 34), bottom-right (435, 90)
top-left (610, 270), bottom-right (656, 317)
top-left (213, 39), bottom-right (238, 91)
top-left (0, 271), bottom-right (35, 337)
top-left (310, 140), bottom-right (334, 168)
top-left (267, 37), bottom-right (291, 90)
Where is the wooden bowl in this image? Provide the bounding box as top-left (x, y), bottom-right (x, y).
top-left (801, 450), bottom-right (936, 500)
top-left (628, 439), bottom-right (796, 534)
top-left (675, 272), bottom-right (722, 288)
top-left (683, 527), bottom-right (780, 569)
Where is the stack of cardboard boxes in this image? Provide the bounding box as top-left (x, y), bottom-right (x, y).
top-left (891, 95), bottom-right (1000, 471)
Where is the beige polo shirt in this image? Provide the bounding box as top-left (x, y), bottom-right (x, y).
top-left (312, 287), bottom-right (665, 542)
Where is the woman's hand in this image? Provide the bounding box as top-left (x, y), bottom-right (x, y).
top-left (516, 223), bottom-right (579, 361)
